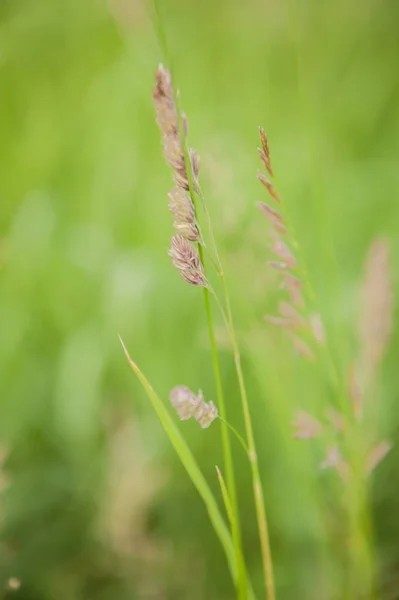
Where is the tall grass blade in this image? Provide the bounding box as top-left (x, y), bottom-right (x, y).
top-left (119, 335), bottom-right (256, 600)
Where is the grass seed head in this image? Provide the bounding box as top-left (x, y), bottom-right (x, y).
top-left (168, 235), bottom-right (208, 287)
top-left (168, 187), bottom-right (198, 242)
top-left (170, 386), bottom-right (218, 428)
top-left (153, 64), bottom-right (189, 189)
top-left (258, 126), bottom-right (274, 177)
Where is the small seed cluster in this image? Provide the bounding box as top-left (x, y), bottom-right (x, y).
top-left (170, 386), bottom-right (218, 429)
top-left (257, 127), bottom-right (324, 360)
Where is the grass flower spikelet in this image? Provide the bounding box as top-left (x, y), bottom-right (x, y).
top-left (170, 386), bottom-right (218, 428)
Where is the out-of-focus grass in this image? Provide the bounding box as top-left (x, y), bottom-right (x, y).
top-left (0, 0), bottom-right (399, 598)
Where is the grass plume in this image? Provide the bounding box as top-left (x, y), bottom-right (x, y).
top-left (152, 63), bottom-right (248, 599)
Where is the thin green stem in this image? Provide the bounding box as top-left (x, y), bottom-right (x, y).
top-left (198, 241), bottom-right (247, 600)
top-left (218, 417), bottom-right (250, 456)
top-left (194, 177), bottom-right (276, 599)
top-left (149, 5), bottom-right (246, 595)
top-left (196, 183), bottom-right (276, 599)
top-left (222, 275), bottom-right (276, 600)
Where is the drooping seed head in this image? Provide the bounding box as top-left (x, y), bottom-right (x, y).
top-left (170, 386), bottom-right (200, 420)
top-left (195, 400), bottom-right (218, 429)
top-left (170, 386), bottom-right (218, 428)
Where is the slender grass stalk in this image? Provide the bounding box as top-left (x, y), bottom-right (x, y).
top-left (149, 4), bottom-right (246, 597)
top-left (194, 176), bottom-right (276, 600)
top-left (215, 465), bottom-right (250, 600)
top-left (218, 417), bottom-right (249, 456)
top-left (150, 6), bottom-right (276, 597)
top-left (185, 139), bottom-right (248, 600)
top-left (119, 335), bottom-right (255, 599)
top-left (222, 279), bottom-right (276, 600)
top-left (195, 191), bottom-right (276, 599)
top-left (216, 465), bottom-right (239, 538)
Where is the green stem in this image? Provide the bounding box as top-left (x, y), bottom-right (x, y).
top-left (222, 275), bottom-right (276, 600)
top-left (150, 6), bottom-right (250, 597)
top-left (196, 182), bottom-right (276, 600)
top-left (218, 417), bottom-right (249, 456)
top-left (152, 18), bottom-right (246, 600)
top-left (198, 221), bottom-right (247, 600)
top-left (119, 337), bottom-right (244, 591)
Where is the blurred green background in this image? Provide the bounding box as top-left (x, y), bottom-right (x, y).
top-left (1, 0), bottom-right (399, 598)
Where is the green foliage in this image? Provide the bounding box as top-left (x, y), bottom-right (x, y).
top-left (1, 0), bottom-right (399, 599)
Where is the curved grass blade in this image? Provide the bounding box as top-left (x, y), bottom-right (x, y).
top-left (119, 335), bottom-right (256, 600)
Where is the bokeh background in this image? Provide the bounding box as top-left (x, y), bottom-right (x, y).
top-left (1, 0), bottom-right (399, 598)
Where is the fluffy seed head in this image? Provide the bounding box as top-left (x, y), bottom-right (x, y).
top-left (170, 386), bottom-right (200, 420)
top-left (168, 187), bottom-right (198, 241)
top-left (153, 64), bottom-right (188, 189)
top-left (168, 235), bottom-right (207, 287)
top-left (170, 386), bottom-right (218, 428)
